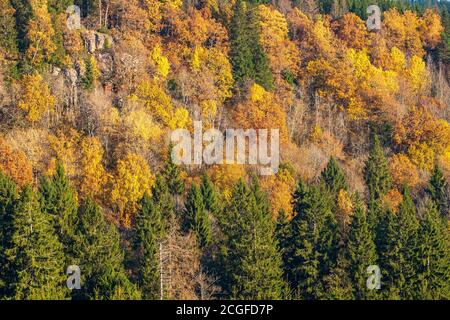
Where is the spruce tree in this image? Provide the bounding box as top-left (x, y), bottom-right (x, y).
top-left (323, 251), bottom-right (354, 300)
top-left (185, 183), bottom-right (212, 248)
top-left (200, 174), bottom-right (220, 217)
top-left (229, 0), bottom-right (273, 90)
top-left (249, 8), bottom-right (273, 90)
top-left (427, 164), bottom-right (449, 218)
top-left (0, 172), bottom-right (18, 298)
top-left (82, 56), bottom-right (95, 90)
top-left (162, 147), bottom-right (184, 197)
top-left (364, 135), bottom-right (392, 201)
top-left (382, 187), bottom-right (419, 299)
top-left (289, 183), bottom-right (338, 299)
top-left (320, 157), bottom-right (349, 195)
top-left (223, 180), bottom-right (283, 299)
top-left (346, 201), bottom-right (378, 300)
top-left (275, 209), bottom-right (292, 281)
top-left (9, 186), bottom-right (67, 299)
top-left (0, 0), bottom-right (18, 55)
top-left (73, 198), bottom-right (138, 300)
top-left (230, 0), bottom-right (254, 86)
top-left (152, 173), bottom-right (174, 225)
top-left (415, 201), bottom-right (450, 299)
top-left (39, 162), bottom-right (78, 263)
top-left (134, 193), bottom-right (162, 299)
top-left (9, 0), bottom-right (32, 52)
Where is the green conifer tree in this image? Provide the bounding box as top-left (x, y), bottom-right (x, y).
top-left (382, 187), bottom-right (420, 299)
top-left (223, 180), bottom-right (283, 299)
top-left (0, 0), bottom-right (18, 55)
top-left (364, 135), bottom-right (392, 201)
top-left (427, 164), bottom-right (449, 218)
top-left (275, 209), bottom-right (292, 281)
top-left (415, 201), bottom-right (450, 299)
top-left (185, 183), bottom-right (212, 248)
top-left (323, 251), bottom-right (354, 300)
top-left (9, 186), bottom-right (67, 299)
top-left (134, 193), bottom-right (162, 299)
top-left (73, 198), bottom-right (139, 300)
top-left (200, 174), bottom-right (220, 217)
top-left (152, 173), bottom-right (175, 226)
top-left (290, 183), bottom-right (338, 299)
top-left (230, 0), bottom-right (273, 91)
top-left (82, 56), bottom-right (95, 90)
top-left (162, 146), bottom-right (185, 197)
top-left (39, 162), bottom-right (78, 263)
top-left (346, 201), bottom-right (378, 300)
top-left (230, 0), bottom-right (254, 86)
top-left (320, 157), bottom-right (349, 195)
top-left (0, 172), bottom-right (18, 298)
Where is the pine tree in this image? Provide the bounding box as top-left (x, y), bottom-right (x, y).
top-left (39, 162), bottom-right (78, 263)
top-left (229, 0), bottom-right (273, 91)
top-left (185, 183), bottom-right (212, 248)
top-left (162, 147), bottom-right (184, 197)
top-left (322, 251), bottom-right (354, 300)
top-left (275, 209), bottom-right (292, 281)
top-left (364, 135), bottom-right (392, 201)
top-left (346, 201), bottom-right (378, 300)
top-left (9, 186), bottom-right (67, 299)
top-left (73, 198), bottom-right (139, 300)
top-left (0, 0), bottom-right (18, 55)
top-left (134, 193), bottom-right (162, 299)
top-left (427, 164), bottom-right (449, 218)
top-left (0, 172), bottom-right (18, 298)
top-left (82, 56), bottom-right (95, 90)
top-left (249, 8), bottom-right (273, 90)
top-left (230, 0), bottom-right (254, 86)
top-left (415, 201), bottom-right (450, 299)
top-left (9, 0), bottom-right (32, 52)
top-left (289, 183), bottom-right (338, 299)
top-left (152, 173), bottom-right (174, 229)
top-left (223, 180), bottom-right (283, 299)
top-left (321, 157), bottom-right (349, 195)
top-left (382, 187), bottom-right (419, 299)
top-left (200, 174), bottom-right (220, 217)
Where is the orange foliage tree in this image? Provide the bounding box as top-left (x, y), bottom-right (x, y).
top-left (0, 137), bottom-right (33, 188)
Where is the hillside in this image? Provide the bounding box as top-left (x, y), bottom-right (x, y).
top-left (0, 0), bottom-right (449, 300)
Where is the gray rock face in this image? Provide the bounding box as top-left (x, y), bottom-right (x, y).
top-left (97, 53), bottom-right (114, 77)
top-left (82, 31), bottom-right (113, 53)
top-left (64, 68), bottom-right (78, 86)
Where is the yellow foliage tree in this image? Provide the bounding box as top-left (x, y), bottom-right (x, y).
top-left (390, 153), bottom-right (420, 188)
top-left (419, 9), bottom-right (444, 50)
top-left (383, 9), bottom-right (424, 57)
top-left (47, 129), bottom-right (81, 178)
top-left (383, 188), bottom-right (403, 213)
top-left (111, 153), bottom-right (155, 227)
top-left (124, 109), bottom-right (163, 141)
top-left (337, 189), bottom-right (353, 232)
top-left (261, 166), bottom-right (296, 219)
top-left (79, 136), bottom-right (108, 200)
top-left (408, 142), bottom-right (435, 171)
top-left (26, 0), bottom-right (56, 66)
top-left (0, 137), bottom-right (33, 188)
top-left (208, 164), bottom-right (246, 201)
top-left (17, 73), bottom-right (55, 122)
top-left (405, 55), bottom-right (430, 95)
top-left (131, 80), bottom-right (174, 125)
top-left (150, 44), bottom-right (170, 79)
top-left (334, 13), bottom-right (369, 50)
top-left (234, 83), bottom-right (289, 143)
top-left (257, 4), bottom-right (300, 76)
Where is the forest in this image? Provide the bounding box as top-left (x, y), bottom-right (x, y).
top-left (0, 0), bottom-right (449, 300)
